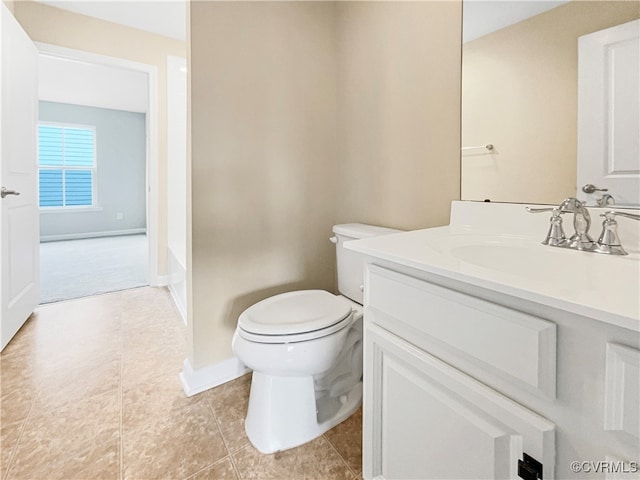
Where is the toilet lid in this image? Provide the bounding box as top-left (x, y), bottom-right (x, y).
top-left (238, 290), bottom-right (353, 336)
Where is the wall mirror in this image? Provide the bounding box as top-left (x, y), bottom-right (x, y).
top-left (461, 1), bottom-right (639, 208)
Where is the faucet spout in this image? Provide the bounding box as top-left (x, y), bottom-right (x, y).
top-left (558, 198), bottom-right (594, 250)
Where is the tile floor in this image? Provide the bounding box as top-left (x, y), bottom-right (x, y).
top-left (0, 287), bottom-right (363, 480)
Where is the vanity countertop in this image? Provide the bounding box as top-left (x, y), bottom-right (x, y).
top-left (345, 201), bottom-right (640, 332)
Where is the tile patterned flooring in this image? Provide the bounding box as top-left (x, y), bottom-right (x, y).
top-left (0, 287), bottom-right (363, 480)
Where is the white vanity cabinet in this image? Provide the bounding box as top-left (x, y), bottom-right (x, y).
top-left (360, 260), bottom-right (640, 480)
top-left (362, 263), bottom-right (556, 480)
top-left (348, 202), bottom-right (640, 480)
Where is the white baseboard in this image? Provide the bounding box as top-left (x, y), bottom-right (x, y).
top-left (179, 357), bottom-right (250, 397)
top-left (167, 248), bottom-right (187, 324)
top-left (40, 228), bottom-right (146, 242)
top-left (168, 284), bottom-right (186, 324)
top-left (152, 274), bottom-right (169, 287)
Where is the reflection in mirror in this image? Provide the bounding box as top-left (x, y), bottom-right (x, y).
top-left (461, 1), bottom-right (640, 207)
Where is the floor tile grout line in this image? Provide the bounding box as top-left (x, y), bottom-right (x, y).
top-left (119, 314), bottom-right (124, 480)
top-left (3, 392), bottom-right (38, 480)
top-left (322, 433), bottom-right (359, 479)
top-left (225, 443), bottom-right (253, 457)
top-left (182, 455), bottom-right (234, 480)
top-left (206, 399), bottom-right (233, 453)
top-left (226, 446), bottom-right (245, 480)
top-left (206, 399), bottom-right (243, 480)
top-left (176, 397), bottom-right (231, 480)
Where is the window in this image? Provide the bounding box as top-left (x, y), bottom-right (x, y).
top-left (38, 124), bottom-right (96, 208)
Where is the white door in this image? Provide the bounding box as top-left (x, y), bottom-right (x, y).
top-left (0, 4), bottom-right (39, 351)
top-left (577, 20), bottom-right (640, 207)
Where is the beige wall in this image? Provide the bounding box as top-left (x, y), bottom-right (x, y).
top-left (3, 0), bottom-right (14, 15)
top-left (337, 1), bottom-right (462, 230)
top-left (189, 1), bottom-right (461, 368)
top-left (462, 1), bottom-right (639, 205)
top-left (13, 1), bottom-right (186, 276)
top-left (190, 1), bottom-right (340, 367)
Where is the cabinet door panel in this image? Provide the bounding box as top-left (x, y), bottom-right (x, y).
top-left (366, 264), bottom-right (556, 398)
top-left (363, 320), bottom-right (555, 480)
top-left (605, 343), bottom-right (640, 439)
top-left (382, 355), bottom-right (521, 479)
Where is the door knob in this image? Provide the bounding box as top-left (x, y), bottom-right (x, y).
top-left (1, 187), bottom-right (21, 198)
top-left (582, 184), bottom-right (608, 194)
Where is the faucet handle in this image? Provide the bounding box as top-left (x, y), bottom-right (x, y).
top-left (603, 210), bottom-right (640, 221)
top-left (526, 207), bottom-right (567, 246)
top-left (595, 210), bottom-right (640, 255)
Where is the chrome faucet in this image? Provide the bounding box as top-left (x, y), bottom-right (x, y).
top-left (558, 197), bottom-right (594, 250)
top-left (527, 197), bottom-right (593, 249)
top-left (596, 193), bottom-right (615, 208)
top-left (595, 210), bottom-right (640, 255)
top-left (527, 200), bottom-right (639, 256)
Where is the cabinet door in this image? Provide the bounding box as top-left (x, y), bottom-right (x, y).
top-left (363, 319), bottom-right (555, 480)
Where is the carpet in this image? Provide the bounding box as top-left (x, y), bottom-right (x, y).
top-left (40, 234), bottom-right (148, 304)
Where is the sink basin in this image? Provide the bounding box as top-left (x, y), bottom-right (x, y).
top-left (450, 244), bottom-right (562, 281)
top-left (424, 232), bottom-right (640, 318)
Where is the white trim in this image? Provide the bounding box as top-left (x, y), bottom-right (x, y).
top-left (40, 206), bottom-right (104, 214)
top-left (169, 288), bottom-right (186, 324)
top-left (146, 66), bottom-right (160, 286)
top-left (167, 247), bottom-right (186, 324)
top-left (34, 42), bottom-right (161, 287)
top-left (40, 228), bottom-right (146, 242)
top-left (35, 43), bottom-right (157, 80)
top-left (179, 357), bottom-right (251, 397)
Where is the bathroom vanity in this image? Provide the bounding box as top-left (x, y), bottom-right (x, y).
top-left (346, 201), bottom-right (640, 480)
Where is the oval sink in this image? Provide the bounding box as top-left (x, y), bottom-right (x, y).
top-left (447, 242), bottom-right (639, 299)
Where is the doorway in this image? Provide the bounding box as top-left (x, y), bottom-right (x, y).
top-left (35, 44), bottom-right (160, 303)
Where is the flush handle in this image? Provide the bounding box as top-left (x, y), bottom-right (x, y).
top-left (329, 236), bottom-right (337, 244)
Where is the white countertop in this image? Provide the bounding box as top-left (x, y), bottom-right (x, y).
top-left (345, 201), bottom-right (640, 332)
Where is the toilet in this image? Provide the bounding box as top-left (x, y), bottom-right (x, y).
top-left (231, 223), bottom-right (400, 454)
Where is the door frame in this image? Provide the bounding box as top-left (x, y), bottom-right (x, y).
top-left (34, 43), bottom-right (162, 286)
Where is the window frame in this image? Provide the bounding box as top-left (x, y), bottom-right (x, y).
top-left (37, 121), bottom-right (98, 211)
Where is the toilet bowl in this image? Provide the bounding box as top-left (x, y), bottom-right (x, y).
top-left (231, 224), bottom-right (400, 454)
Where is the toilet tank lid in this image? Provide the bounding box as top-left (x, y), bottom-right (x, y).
top-left (333, 223), bottom-right (401, 239)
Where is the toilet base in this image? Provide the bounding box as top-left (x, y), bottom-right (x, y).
top-left (244, 372), bottom-right (362, 454)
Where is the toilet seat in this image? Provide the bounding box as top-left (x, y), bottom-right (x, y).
top-left (237, 290), bottom-right (354, 344)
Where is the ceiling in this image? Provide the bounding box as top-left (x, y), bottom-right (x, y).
top-left (33, 1), bottom-right (568, 46)
top-left (34, 0), bottom-right (186, 41)
top-left (463, 1), bottom-right (569, 43)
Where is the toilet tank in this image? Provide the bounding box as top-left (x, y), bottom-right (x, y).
top-left (332, 223), bottom-right (401, 304)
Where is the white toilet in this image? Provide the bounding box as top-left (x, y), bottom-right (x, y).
top-left (231, 223), bottom-right (399, 454)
